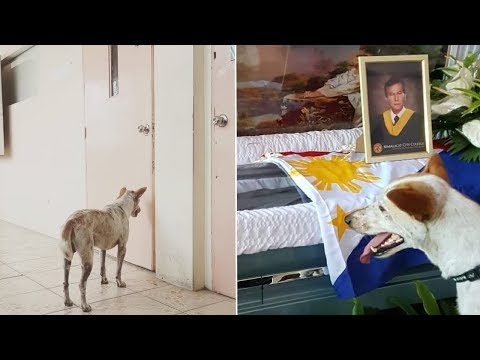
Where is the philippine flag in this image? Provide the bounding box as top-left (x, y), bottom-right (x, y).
top-left (264, 151), bottom-right (432, 298)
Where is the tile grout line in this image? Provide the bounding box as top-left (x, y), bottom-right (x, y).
top-left (0, 279), bottom-right (60, 302)
top-left (181, 300), bottom-right (236, 314)
top-left (1, 226), bottom-right (232, 314)
top-left (0, 255), bottom-right (78, 267)
top-left (0, 273), bottom-right (23, 281)
top-left (138, 288), bottom-right (230, 313)
top-left (7, 254), bottom-right (141, 278)
top-left (26, 265), bottom-right (160, 290)
top-left (0, 261), bottom-right (24, 280)
top-left (43, 286), bottom-right (83, 314)
top-left (9, 268), bottom-right (160, 313)
top-left (44, 305), bottom-right (80, 315)
top-left (47, 280), bottom-right (168, 305)
top-left (1, 275), bottom-right (230, 314)
top-left (49, 290), bottom-right (179, 314)
top-left (52, 283), bottom-right (183, 313)
top-left (44, 282), bottom-right (136, 307)
top-left (101, 292), bottom-right (181, 314)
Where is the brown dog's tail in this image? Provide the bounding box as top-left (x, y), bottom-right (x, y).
top-left (60, 218), bottom-right (75, 261)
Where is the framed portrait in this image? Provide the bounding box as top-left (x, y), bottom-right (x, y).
top-left (358, 55), bottom-right (433, 163)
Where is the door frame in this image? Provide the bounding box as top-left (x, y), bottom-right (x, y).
top-left (196, 45), bottom-right (235, 294)
top-left (209, 45), bottom-right (236, 298)
top-left (201, 45), bottom-right (213, 290)
top-left (153, 45), bottom-right (236, 297)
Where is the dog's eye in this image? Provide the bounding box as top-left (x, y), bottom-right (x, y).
top-left (379, 205), bottom-right (386, 212)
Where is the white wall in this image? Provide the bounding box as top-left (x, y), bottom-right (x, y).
top-left (193, 45), bottom-right (209, 291)
top-left (154, 45), bottom-right (196, 289)
top-left (0, 45), bottom-right (86, 239)
top-left (0, 46), bottom-right (32, 63)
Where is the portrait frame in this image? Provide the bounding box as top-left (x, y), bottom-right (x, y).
top-left (358, 55), bottom-right (433, 163)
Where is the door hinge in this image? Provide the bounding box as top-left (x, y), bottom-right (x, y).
top-left (152, 160), bottom-right (155, 172)
top-left (84, 127), bottom-right (87, 139)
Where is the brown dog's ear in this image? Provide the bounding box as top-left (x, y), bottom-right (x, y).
top-left (117, 187), bottom-right (127, 199)
top-left (422, 153), bottom-right (449, 183)
top-left (135, 187), bottom-right (147, 199)
top-left (386, 182), bottom-right (436, 222)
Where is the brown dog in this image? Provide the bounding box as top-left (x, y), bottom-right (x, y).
top-left (60, 186), bottom-right (147, 312)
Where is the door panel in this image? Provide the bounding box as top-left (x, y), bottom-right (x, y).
top-left (211, 45), bottom-right (236, 298)
top-left (84, 45), bottom-right (155, 270)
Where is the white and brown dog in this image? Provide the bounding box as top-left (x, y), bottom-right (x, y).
top-left (345, 154), bottom-right (480, 315)
top-left (60, 186), bottom-right (147, 312)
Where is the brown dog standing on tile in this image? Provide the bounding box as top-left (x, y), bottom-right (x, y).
top-left (59, 186), bottom-right (147, 312)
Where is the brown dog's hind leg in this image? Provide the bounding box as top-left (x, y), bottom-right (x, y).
top-left (115, 244), bottom-right (127, 288)
top-left (63, 258), bottom-right (74, 307)
top-left (100, 250), bottom-right (108, 284)
top-left (79, 261), bottom-right (93, 312)
top-left (79, 247), bottom-right (94, 312)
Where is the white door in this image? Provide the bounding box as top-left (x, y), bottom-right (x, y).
top-left (83, 45), bottom-right (155, 270)
top-left (0, 55), bottom-right (3, 155)
top-left (211, 45), bottom-right (236, 298)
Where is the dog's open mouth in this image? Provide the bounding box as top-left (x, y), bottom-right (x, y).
top-left (360, 233), bottom-right (404, 264)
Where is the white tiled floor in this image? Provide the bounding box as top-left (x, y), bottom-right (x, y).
top-left (0, 220), bottom-right (236, 315)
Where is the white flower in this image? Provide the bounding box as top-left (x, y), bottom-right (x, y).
top-left (431, 66), bottom-right (476, 118)
top-left (445, 67), bottom-right (474, 94)
top-left (459, 119), bottom-right (480, 148)
top-left (431, 94), bottom-right (472, 118)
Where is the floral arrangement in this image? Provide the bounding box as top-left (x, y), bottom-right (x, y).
top-left (431, 51), bottom-right (480, 162)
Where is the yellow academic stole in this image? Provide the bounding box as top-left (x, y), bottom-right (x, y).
top-left (382, 108), bottom-right (414, 136)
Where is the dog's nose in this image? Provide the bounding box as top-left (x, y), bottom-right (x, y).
top-left (344, 214), bottom-right (352, 225)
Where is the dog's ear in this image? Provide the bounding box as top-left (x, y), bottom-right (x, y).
top-left (117, 187), bottom-right (127, 199)
top-left (386, 182), bottom-right (436, 222)
top-left (422, 153), bottom-right (449, 183)
top-left (134, 187), bottom-right (147, 199)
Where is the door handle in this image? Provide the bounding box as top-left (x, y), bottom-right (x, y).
top-left (213, 114), bottom-right (228, 127)
top-left (137, 124), bottom-right (150, 135)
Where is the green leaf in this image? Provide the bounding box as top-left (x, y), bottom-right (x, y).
top-left (445, 131), bottom-right (472, 154)
top-left (434, 66), bottom-right (459, 73)
top-left (438, 299), bottom-right (459, 315)
top-left (434, 66), bottom-right (459, 77)
top-left (446, 137), bottom-right (480, 162)
top-left (387, 296), bottom-right (418, 315)
top-left (459, 144), bottom-right (480, 163)
top-left (432, 129), bottom-right (454, 140)
top-left (441, 69), bottom-right (457, 78)
top-left (432, 86), bottom-right (452, 96)
top-left (454, 88), bottom-right (480, 101)
top-left (352, 298), bottom-right (365, 315)
top-left (445, 131), bottom-right (471, 155)
top-left (432, 108), bottom-right (476, 141)
top-left (463, 52), bottom-right (477, 69)
top-left (431, 79), bottom-right (446, 88)
top-left (415, 280), bottom-right (441, 315)
top-left (462, 99), bottom-right (480, 116)
top-left (445, 53), bottom-right (462, 67)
